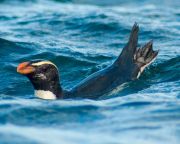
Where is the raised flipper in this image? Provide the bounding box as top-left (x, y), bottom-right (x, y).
top-left (114, 23), bottom-right (158, 80)
top-left (115, 22), bottom-right (139, 65)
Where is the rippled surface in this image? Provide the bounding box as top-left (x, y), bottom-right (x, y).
top-left (0, 0), bottom-right (180, 143)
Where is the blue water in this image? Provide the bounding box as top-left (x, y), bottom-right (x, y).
top-left (0, 0), bottom-right (180, 143)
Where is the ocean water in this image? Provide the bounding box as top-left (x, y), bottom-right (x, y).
top-left (0, 0), bottom-right (180, 143)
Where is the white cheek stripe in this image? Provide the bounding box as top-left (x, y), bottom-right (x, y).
top-left (32, 61), bottom-right (58, 69)
top-left (35, 90), bottom-right (57, 100)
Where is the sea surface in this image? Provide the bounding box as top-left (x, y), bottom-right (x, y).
top-left (0, 0), bottom-right (180, 144)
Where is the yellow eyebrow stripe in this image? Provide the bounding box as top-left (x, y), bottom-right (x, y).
top-left (31, 61), bottom-right (58, 69)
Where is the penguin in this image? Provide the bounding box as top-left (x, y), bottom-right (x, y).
top-left (17, 23), bottom-right (158, 100)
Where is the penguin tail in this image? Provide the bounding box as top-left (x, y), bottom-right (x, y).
top-left (114, 23), bottom-right (159, 79)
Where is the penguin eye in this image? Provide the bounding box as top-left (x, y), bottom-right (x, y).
top-left (39, 65), bottom-right (49, 72)
top-left (42, 66), bottom-right (48, 71)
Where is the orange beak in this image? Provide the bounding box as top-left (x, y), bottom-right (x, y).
top-left (17, 62), bottom-right (35, 75)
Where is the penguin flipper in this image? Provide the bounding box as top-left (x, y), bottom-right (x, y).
top-left (115, 22), bottom-right (139, 64)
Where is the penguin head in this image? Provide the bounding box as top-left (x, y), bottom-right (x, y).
top-left (17, 59), bottom-right (59, 82)
top-left (17, 60), bottom-right (62, 99)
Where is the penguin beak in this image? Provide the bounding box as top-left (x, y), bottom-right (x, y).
top-left (17, 62), bottom-right (35, 75)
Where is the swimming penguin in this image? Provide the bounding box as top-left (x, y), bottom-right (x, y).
top-left (17, 23), bottom-right (158, 100)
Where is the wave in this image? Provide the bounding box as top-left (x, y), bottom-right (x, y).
top-left (0, 38), bottom-right (36, 56)
top-left (145, 56), bottom-right (180, 83)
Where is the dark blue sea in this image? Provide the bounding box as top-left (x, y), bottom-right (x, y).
top-left (0, 0), bottom-right (180, 143)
